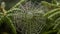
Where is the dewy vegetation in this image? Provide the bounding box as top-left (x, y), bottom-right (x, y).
top-left (0, 0), bottom-right (60, 34)
top-left (41, 0), bottom-right (60, 34)
top-left (0, 0), bottom-right (25, 34)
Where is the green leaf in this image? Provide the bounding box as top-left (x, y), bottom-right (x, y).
top-left (48, 11), bottom-right (60, 20)
top-left (4, 16), bottom-right (17, 34)
top-left (44, 8), bottom-right (60, 18)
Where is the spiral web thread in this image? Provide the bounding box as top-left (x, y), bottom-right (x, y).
top-left (13, 1), bottom-right (46, 34)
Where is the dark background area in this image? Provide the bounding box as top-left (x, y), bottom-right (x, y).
top-left (0, 0), bottom-right (52, 10)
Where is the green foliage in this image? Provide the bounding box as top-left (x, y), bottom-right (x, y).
top-left (1, 0), bottom-right (60, 34)
top-left (0, 0), bottom-right (26, 34)
top-left (41, 0), bottom-right (60, 34)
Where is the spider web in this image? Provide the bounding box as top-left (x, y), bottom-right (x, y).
top-left (12, 1), bottom-right (46, 34)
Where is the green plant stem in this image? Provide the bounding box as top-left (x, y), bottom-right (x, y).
top-left (8, 0), bottom-right (25, 12)
top-left (5, 17), bottom-right (17, 34)
top-left (41, 1), bottom-right (60, 8)
top-left (43, 8), bottom-right (60, 17)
